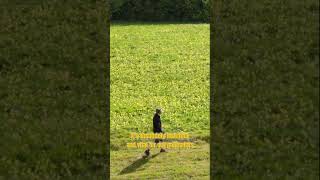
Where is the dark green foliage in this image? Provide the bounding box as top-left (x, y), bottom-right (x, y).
top-left (212, 0), bottom-right (319, 178)
top-left (0, 1), bottom-right (109, 178)
top-left (111, 0), bottom-right (209, 22)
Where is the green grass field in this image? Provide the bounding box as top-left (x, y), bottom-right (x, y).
top-left (211, 0), bottom-right (319, 178)
top-left (1, 0), bottom-right (318, 179)
top-left (110, 23), bottom-right (210, 179)
top-left (0, 2), bottom-right (108, 178)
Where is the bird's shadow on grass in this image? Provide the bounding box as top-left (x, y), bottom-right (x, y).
top-left (119, 153), bottom-right (161, 175)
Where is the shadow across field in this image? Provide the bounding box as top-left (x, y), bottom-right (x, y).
top-left (119, 153), bottom-right (160, 175)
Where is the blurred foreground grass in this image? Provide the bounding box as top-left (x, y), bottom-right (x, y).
top-left (0, 1), bottom-right (108, 178)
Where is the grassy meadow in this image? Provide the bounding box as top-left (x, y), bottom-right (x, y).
top-left (1, 0), bottom-right (317, 179)
top-left (211, 0), bottom-right (319, 178)
top-left (110, 23), bottom-right (210, 179)
top-left (0, 1), bottom-right (108, 178)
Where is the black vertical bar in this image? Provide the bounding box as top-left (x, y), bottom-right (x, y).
top-left (210, 0), bottom-right (214, 179)
top-left (106, 0), bottom-right (111, 179)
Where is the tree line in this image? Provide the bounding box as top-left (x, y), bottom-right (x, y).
top-left (111, 0), bottom-right (210, 22)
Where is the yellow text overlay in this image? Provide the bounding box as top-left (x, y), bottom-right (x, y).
top-left (127, 142), bottom-right (195, 149)
top-left (130, 133), bottom-right (190, 139)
